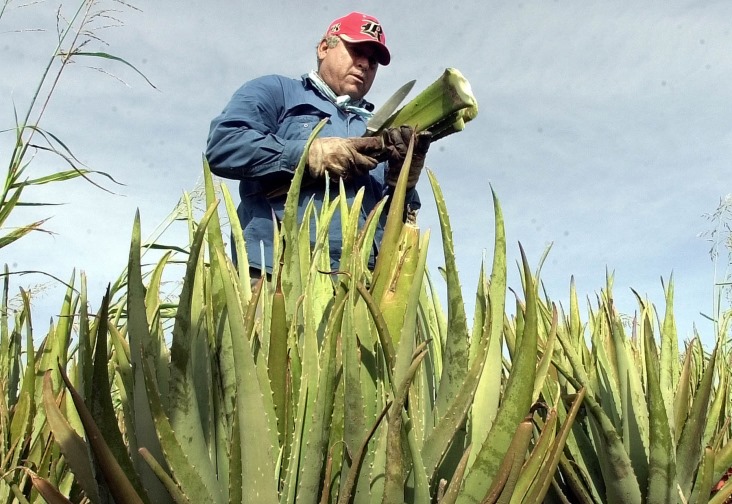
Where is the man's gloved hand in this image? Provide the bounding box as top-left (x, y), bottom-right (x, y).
top-left (308, 137), bottom-right (384, 181)
top-left (383, 126), bottom-right (432, 189)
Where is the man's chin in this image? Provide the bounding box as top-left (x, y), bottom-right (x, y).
top-left (344, 87), bottom-right (367, 100)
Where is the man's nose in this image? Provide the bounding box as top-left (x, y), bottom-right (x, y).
top-left (354, 54), bottom-right (369, 70)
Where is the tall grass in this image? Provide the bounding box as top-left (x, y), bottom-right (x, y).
top-left (700, 194), bottom-right (732, 340)
top-left (0, 0), bottom-right (152, 251)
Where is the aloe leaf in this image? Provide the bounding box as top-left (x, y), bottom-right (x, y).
top-left (556, 310), bottom-right (613, 503)
top-left (659, 277), bottom-right (680, 436)
top-left (567, 277), bottom-right (583, 348)
top-left (42, 371), bottom-right (101, 503)
top-left (74, 274), bottom-right (93, 406)
top-left (356, 197), bottom-right (387, 270)
top-left (355, 282), bottom-right (396, 379)
top-left (709, 474), bottom-right (732, 504)
top-left (590, 309), bottom-right (622, 434)
top-left (9, 293), bottom-right (35, 470)
top-left (676, 344), bottom-right (718, 500)
top-left (606, 300), bottom-right (649, 493)
top-left (688, 446), bottom-right (715, 504)
top-left (674, 342), bottom-right (693, 443)
top-left (388, 222), bottom-right (421, 390)
top-left (382, 347), bottom-right (429, 504)
top-left (481, 416), bottom-right (534, 504)
top-left (280, 376), bottom-right (309, 504)
top-left (201, 158), bottom-right (229, 268)
top-left (510, 408), bottom-right (559, 504)
top-left (380, 68), bottom-right (477, 136)
top-left (398, 240), bottom-right (432, 504)
top-left (168, 270), bottom-right (218, 494)
top-left (24, 469), bottom-right (73, 504)
top-left (89, 289), bottom-right (151, 502)
top-left (524, 389), bottom-right (588, 504)
top-left (0, 265), bottom-right (14, 401)
top-left (139, 448), bottom-right (192, 504)
top-left (565, 411), bottom-right (606, 502)
top-left (202, 159), bottom-right (237, 470)
top-left (641, 303), bottom-right (677, 504)
top-left (140, 359), bottom-right (221, 503)
top-left (58, 364), bottom-right (145, 504)
top-left (370, 132), bottom-right (413, 300)
top-left (426, 268), bottom-right (448, 368)
top-left (437, 445), bottom-right (473, 504)
top-left (704, 367), bottom-right (726, 447)
top-left (150, 203), bottom-right (223, 502)
top-left (585, 393), bottom-right (642, 503)
top-left (457, 245), bottom-right (538, 504)
top-left (227, 399), bottom-right (243, 504)
top-left (296, 295), bottom-right (346, 501)
top-left (714, 440), bottom-right (732, 486)
top-left (468, 261), bottom-right (487, 369)
top-left (427, 171), bottom-right (470, 419)
top-left (214, 245), bottom-right (279, 502)
top-left (37, 270), bottom-right (76, 410)
top-left (420, 286), bottom-right (498, 481)
top-left (127, 211), bottom-right (170, 497)
top-left (533, 306), bottom-right (558, 403)
top-left (4, 478), bottom-right (30, 504)
top-left (281, 119), bottom-right (327, 320)
top-left (409, 303), bottom-right (432, 445)
top-left (337, 401), bottom-right (392, 504)
top-left (297, 198), bottom-right (314, 292)
top-left (468, 189), bottom-right (507, 469)
top-left (109, 322), bottom-right (134, 418)
top-left (342, 280), bottom-right (366, 463)
top-left (554, 454), bottom-right (597, 504)
top-left (269, 276), bottom-right (289, 446)
top-left (337, 180), bottom-right (364, 274)
top-left (220, 180), bottom-right (251, 299)
top-left (378, 222), bottom-right (421, 348)
top-left (325, 327), bottom-right (346, 503)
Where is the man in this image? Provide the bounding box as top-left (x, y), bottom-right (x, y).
top-left (206, 12), bottom-right (431, 276)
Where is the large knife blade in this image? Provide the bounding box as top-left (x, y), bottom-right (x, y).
top-left (364, 79), bottom-right (416, 136)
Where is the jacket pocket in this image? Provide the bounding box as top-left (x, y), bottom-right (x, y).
top-left (278, 106), bottom-right (329, 140)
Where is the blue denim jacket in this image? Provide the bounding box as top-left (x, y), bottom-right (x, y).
top-left (205, 74), bottom-right (419, 272)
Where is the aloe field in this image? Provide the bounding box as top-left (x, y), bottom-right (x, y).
top-left (4, 1), bottom-right (732, 503)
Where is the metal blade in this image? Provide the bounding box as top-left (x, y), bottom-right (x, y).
top-left (365, 79), bottom-right (416, 135)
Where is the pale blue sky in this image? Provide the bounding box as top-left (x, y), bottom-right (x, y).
top-left (2, 1), bottom-right (730, 345)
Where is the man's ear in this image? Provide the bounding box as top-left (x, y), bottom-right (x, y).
top-left (317, 38), bottom-right (329, 60)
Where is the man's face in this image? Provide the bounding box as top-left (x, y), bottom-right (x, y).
top-left (317, 38), bottom-right (379, 100)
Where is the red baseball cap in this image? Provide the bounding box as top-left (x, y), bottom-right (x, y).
top-left (325, 12), bottom-right (391, 66)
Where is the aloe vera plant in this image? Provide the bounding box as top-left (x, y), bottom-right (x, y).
top-left (539, 276), bottom-right (732, 504)
top-left (0, 118), bottom-right (586, 503)
top-left (377, 67), bottom-right (479, 142)
top-left (7, 114), bottom-right (732, 504)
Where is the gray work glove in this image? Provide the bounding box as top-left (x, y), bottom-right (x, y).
top-left (308, 137), bottom-right (384, 181)
top-left (383, 126), bottom-right (432, 189)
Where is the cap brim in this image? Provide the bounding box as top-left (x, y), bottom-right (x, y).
top-left (340, 35), bottom-right (391, 65)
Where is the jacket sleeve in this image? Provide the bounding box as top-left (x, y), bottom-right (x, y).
top-left (205, 76), bottom-right (307, 180)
